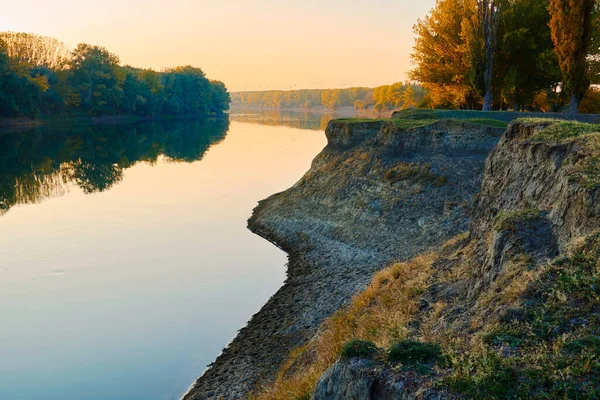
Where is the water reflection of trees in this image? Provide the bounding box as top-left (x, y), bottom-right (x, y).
top-left (0, 118), bottom-right (229, 215)
top-left (229, 110), bottom-right (335, 131)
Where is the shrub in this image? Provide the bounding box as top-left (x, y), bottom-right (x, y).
top-left (340, 339), bottom-right (378, 359)
top-left (388, 340), bottom-right (441, 364)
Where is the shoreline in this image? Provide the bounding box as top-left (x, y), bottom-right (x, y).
top-left (0, 114), bottom-right (229, 131)
top-left (183, 119), bottom-right (504, 399)
top-left (229, 105), bottom-right (395, 118)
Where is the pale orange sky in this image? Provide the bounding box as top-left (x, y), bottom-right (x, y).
top-left (1, 0), bottom-right (435, 92)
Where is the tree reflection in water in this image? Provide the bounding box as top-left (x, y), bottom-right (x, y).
top-left (0, 118), bottom-right (229, 215)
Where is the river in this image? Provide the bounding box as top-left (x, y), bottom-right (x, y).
top-left (0, 111), bottom-right (333, 400)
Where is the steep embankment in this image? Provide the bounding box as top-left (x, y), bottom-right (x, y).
top-left (256, 120), bottom-right (600, 400)
top-left (184, 119), bottom-right (503, 399)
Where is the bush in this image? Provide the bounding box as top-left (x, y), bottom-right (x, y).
top-left (341, 340), bottom-right (378, 359)
top-left (388, 340), bottom-right (441, 364)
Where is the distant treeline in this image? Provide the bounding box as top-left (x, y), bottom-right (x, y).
top-left (0, 32), bottom-right (230, 118)
top-left (411, 0), bottom-right (600, 113)
top-left (231, 83), bottom-right (427, 112)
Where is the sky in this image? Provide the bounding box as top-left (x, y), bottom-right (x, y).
top-left (1, 0), bottom-right (436, 92)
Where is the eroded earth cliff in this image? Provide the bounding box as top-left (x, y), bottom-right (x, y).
top-left (184, 119), bottom-right (504, 399)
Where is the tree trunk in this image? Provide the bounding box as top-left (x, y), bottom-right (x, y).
top-left (480, 0), bottom-right (499, 112)
top-left (570, 93), bottom-right (579, 114)
top-left (513, 91), bottom-right (519, 112)
top-left (482, 90), bottom-right (492, 111)
top-left (466, 94), bottom-right (474, 110)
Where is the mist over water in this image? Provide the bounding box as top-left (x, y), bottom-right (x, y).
top-left (0, 114), bottom-right (326, 400)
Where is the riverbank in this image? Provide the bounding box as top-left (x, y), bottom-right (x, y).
top-left (183, 117), bottom-right (506, 399)
top-left (229, 105), bottom-right (395, 119)
top-left (256, 118), bottom-right (600, 399)
top-left (0, 113), bottom-right (229, 132)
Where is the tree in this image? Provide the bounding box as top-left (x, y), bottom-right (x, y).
top-left (68, 44), bottom-right (123, 115)
top-left (497, 0), bottom-right (561, 111)
top-left (321, 89), bottom-right (340, 110)
top-left (589, 4), bottom-right (600, 84)
top-left (162, 66), bottom-right (212, 115)
top-left (549, 0), bottom-right (596, 113)
top-left (0, 37), bottom-right (52, 117)
top-left (473, 0), bottom-right (501, 110)
top-left (209, 80), bottom-right (230, 115)
top-left (410, 0), bottom-right (480, 109)
top-left (0, 32), bottom-right (69, 69)
top-left (401, 85), bottom-right (418, 109)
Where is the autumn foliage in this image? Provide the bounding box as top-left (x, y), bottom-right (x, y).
top-left (411, 0), bottom-right (599, 113)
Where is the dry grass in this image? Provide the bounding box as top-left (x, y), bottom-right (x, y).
top-left (251, 253), bottom-right (436, 400)
top-left (253, 226), bottom-right (600, 399)
top-left (384, 162), bottom-right (448, 187)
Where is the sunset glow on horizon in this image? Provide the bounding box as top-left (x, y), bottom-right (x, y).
top-left (1, 0), bottom-right (436, 91)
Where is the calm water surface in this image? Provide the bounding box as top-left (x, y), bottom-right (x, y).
top-left (0, 113), bottom-right (328, 400)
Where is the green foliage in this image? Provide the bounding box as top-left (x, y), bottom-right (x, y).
top-left (340, 340), bottom-right (378, 359)
top-left (411, 0), bottom-right (596, 112)
top-left (68, 44), bottom-right (123, 115)
top-left (0, 31), bottom-right (230, 118)
top-left (387, 340), bottom-right (441, 364)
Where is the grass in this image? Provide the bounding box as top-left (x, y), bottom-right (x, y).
top-left (251, 116), bottom-right (600, 400)
top-left (334, 117), bottom-right (438, 129)
top-left (335, 116), bottom-right (506, 129)
top-left (388, 340), bottom-right (441, 365)
top-left (252, 225), bottom-right (600, 399)
top-left (444, 232), bottom-right (600, 399)
top-left (384, 162), bottom-right (448, 187)
top-left (515, 119), bottom-right (600, 189)
top-left (493, 208), bottom-right (541, 231)
top-left (463, 118), bottom-right (508, 128)
top-left (341, 340), bottom-right (378, 359)
top-left (516, 118), bottom-right (600, 143)
top-left (250, 253), bottom-right (436, 400)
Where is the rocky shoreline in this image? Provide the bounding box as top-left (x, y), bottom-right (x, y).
top-left (183, 119), bottom-right (504, 400)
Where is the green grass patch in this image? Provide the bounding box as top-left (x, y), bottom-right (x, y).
top-left (493, 208), bottom-right (541, 231)
top-left (516, 119), bottom-right (600, 189)
top-left (334, 116), bottom-right (506, 129)
top-left (445, 232), bottom-right (600, 399)
top-left (460, 118), bottom-right (508, 128)
top-left (334, 118), bottom-right (387, 124)
top-left (391, 109), bottom-right (442, 120)
top-left (517, 119), bottom-right (600, 143)
top-left (341, 340), bottom-right (378, 359)
top-left (388, 340), bottom-right (441, 364)
top-left (390, 118), bottom-right (439, 129)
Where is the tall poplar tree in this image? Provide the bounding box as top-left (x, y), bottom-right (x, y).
top-left (477, 0), bottom-right (501, 111)
top-left (549, 0), bottom-right (596, 113)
